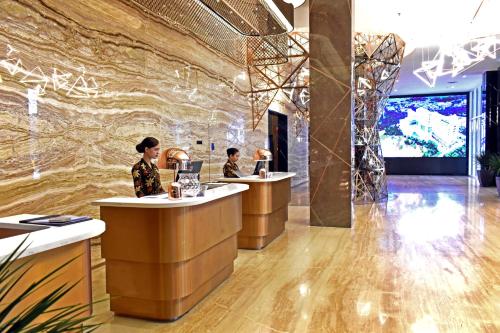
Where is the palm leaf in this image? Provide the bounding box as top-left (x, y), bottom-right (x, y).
top-left (489, 154), bottom-right (500, 176)
top-left (476, 151), bottom-right (491, 169)
top-left (0, 257), bottom-right (79, 324)
top-left (0, 237), bottom-right (103, 332)
top-left (0, 237), bottom-right (32, 283)
top-left (4, 284), bottom-right (74, 332)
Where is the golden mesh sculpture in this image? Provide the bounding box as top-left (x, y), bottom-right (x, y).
top-left (129, 0), bottom-right (290, 65)
top-left (247, 32), bottom-right (309, 135)
top-left (353, 33), bottom-right (405, 202)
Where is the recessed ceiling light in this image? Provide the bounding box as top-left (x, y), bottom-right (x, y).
top-left (462, 74), bottom-right (467, 78)
top-left (282, 0), bottom-right (306, 8)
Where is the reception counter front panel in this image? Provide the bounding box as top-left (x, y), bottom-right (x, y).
top-left (93, 184), bottom-right (248, 321)
top-left (219, 173), bottom-right (295, 249)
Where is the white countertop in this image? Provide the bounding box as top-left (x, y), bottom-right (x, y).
top-left (217, 172), bottom-right (296, 183)
top-left (0, 214), bottom-right (105, 262)
top-left (92, 183), bottom-right (249, 208)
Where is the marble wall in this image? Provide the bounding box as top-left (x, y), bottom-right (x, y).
top-left (287, 109), bottom-right (309, 187)
top-left (309, 0), bottom-right (353, 227)
top-left (0, 0), bottom-right (267, 218)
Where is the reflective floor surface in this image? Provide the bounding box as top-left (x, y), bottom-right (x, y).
top-left (91, 176), bottom-right (499, 332)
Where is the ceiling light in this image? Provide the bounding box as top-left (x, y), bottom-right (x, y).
top-left (282, 0), bottom-right (306, 8)
top-left (264, 0), bottom-right (293, 32)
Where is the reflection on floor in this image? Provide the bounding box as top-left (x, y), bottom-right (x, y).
top-left (291, 181), bottom-right (309, 206)
top-left (91, 176), bottom-right (499, 332)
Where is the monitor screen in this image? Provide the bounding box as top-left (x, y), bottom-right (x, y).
top-left (176, 160), bottom-right (203, 181)
top-left (379, 94), bottom-right (468, 158)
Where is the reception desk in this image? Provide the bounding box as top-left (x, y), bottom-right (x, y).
top-left (218, 172), bottom-right (295, 249)
top-left (0, 214), bottom-right (105, 321)
top-left (93, 183), bottom-right (248, 321)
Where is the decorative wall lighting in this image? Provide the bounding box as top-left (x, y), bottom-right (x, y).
top-left (353, 33), bottom-right (405, 203)
top-left (0, 43), bottom-right (100, 98)
top-left (413, 35), bottom-right (499, 88)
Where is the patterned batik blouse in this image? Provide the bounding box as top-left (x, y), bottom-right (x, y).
top-left (131, 159), bottom-right (165, 197)
top-left (223, 159), bottom-right (239, 178)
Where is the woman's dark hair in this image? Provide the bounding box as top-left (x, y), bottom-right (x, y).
top-left (227, 148), bottom-right (239, 157)
top-left (136, 137), bottom-right (159, 153)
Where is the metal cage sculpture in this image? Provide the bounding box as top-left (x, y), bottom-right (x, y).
top-left (353, 33), bottom-right (405, 203)
top-left (247, 32), bottom-right (310, 135)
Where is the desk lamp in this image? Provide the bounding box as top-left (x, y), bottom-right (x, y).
top-left (158, 148), bottom-right (190, 198)
top-left (253, 148), bottom-right (272, 178)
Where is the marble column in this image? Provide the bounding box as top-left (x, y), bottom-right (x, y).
top-left (309, 0), bottom-right (353, 227)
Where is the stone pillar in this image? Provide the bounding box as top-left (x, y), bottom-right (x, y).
top-left (309, 0), bottom-right (354, 227)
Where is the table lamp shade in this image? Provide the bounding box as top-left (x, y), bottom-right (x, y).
top-left (253, 148), bottom-right (273, 161)
top-left (158, 148), bottom-right (190, 170)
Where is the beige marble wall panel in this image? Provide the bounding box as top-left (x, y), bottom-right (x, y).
top-left (0, 0), bottom-right (267, 218)
top-left (286, 105), bottom-right (309, 187)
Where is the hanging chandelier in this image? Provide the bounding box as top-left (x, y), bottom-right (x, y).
top-left (129, 0), bottom-right (294, 65)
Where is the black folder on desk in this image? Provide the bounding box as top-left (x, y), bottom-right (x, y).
top-left (19, 215), bottom-right (92, 227)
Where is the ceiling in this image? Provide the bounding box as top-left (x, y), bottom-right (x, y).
top-left (292, 0), bottom-right (500, 94)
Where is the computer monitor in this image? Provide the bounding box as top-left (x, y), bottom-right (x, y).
top-left (253, 161), bottom-right (265, 175)
top-left (176, 160), bottom-right (203, 181)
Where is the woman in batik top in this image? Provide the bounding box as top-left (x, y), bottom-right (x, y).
top-left (132, 137), bottom-right (165, 197)
top-left (223, 147), bottom-right (240, 178)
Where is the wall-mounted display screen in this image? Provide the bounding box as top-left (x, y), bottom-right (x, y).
top-left (379, 94), bottom-right (468, 158)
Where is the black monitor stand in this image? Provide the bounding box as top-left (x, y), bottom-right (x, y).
top-left (253, 161), bottom-right (265, 175)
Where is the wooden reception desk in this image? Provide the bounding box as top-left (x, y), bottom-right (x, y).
top-left (218, 172), bottom-right (295, 249)
top-left (0, 214), bottom-right (105, 322)
top-left (93, 183), bottom-right (248, 321)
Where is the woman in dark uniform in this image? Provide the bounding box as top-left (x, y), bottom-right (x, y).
top-left (131, 137), bottom-right (165, 197)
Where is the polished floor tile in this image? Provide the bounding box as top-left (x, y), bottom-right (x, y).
top-left (91, 176), bottom-right (499, 332)
top-left (290, 182), bottom-right (309, 206)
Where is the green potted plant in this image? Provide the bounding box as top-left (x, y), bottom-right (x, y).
top-left (476, 151), bottom-right (495, 187)
top-left (0, 238), bottom-right (101, 332)
top-left (488, 153), bottom-right (500, 196)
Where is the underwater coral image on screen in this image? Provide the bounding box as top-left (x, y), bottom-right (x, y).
top-left (379, 94), bottom-right (467, 158)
